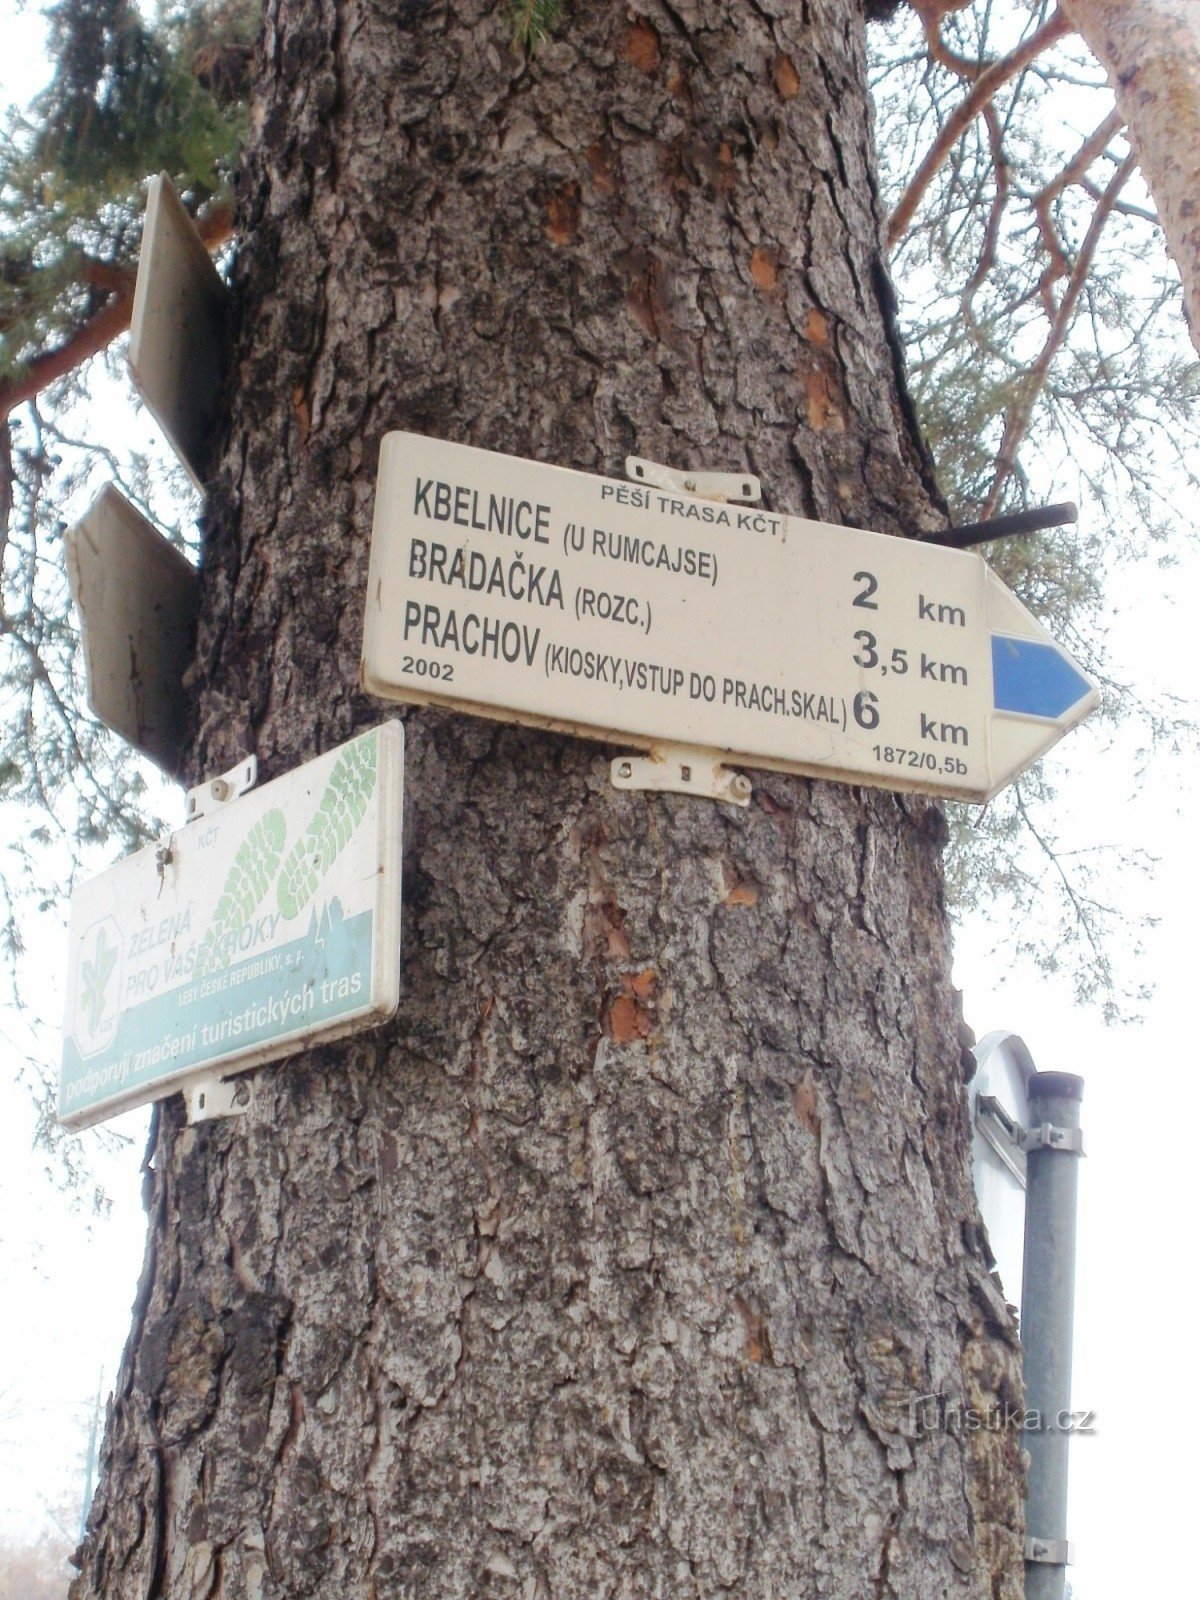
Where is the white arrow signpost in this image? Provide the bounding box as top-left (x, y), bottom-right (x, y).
top-left (58, 725), bottom-right (403, 1130)
top-left (362, 433), bottom-right (1097, 802)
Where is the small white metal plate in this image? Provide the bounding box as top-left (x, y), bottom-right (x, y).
top-left (58, 724), bottom-right (404, 1130)
top-left (183, 1072), bottom-right (255, 1124)
top-left (625, 456), bottom-right (761, 504)
top-left (610, 746), bottom-right (751, 806)
top-left (66, 484), bottom-right (199, 774)
top-left (128, 172), bottom-right (229, 489)
top-left (361, 432), bottom-right (1098, 803)
top-left (186, 756), bottom-right (258, 821)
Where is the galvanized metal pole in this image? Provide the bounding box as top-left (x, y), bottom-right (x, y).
top-left (1021, 1071), bottom-right (1084, 1600)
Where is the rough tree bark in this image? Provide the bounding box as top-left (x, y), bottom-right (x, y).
top-left (1061, 0), bottom-right (1200, 353)
top-left (71, 3), bottom-right (1024, 1597)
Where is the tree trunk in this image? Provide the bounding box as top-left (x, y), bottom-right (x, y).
top-left (1062, 0), bottom-right (1200, 354)
top-left (71, 4), bottom-right (1024, 1596)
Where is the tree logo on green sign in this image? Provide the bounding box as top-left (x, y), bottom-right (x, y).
top-left (74, 915), bottom-right (123, 1055)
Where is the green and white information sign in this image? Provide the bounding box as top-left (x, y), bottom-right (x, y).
top-left (59, 723), bottom-right (404, 1130)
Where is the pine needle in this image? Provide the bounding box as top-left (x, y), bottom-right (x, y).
top-left (509, 0), bottom-right (565, 50)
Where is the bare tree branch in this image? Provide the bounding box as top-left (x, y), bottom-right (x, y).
top-left (915, 3), bottom-right (987, 79)
top-left (983, 149), bottom-right (1137, 516)
top-left (962, 102), bottom-right (1010, 308)
top-left (1030, 109), bottom-right (1123, 316)
top-left (887, 8), bottom-right (1072, 250)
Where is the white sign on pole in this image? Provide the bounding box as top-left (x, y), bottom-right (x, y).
top-left (66, 484), bottom-right (199, 774)
top-left (128, 172), bottom-right (229, 489)
top-left (59, 724), bottom-right (404, 1130)
top-left (361, 433), bottom-right (1098, 802)
top-left (970, 1031), bottom-right (1036, 1313)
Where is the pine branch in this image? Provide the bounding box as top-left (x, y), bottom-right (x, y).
top-left (914, 1), bottom-right (989, 79)
top-left (887, 8), bottom-right (1073, 250)
top-left (0, 199), bottom-right (233, 422)
top-left (962, 103), bottom-right (1010, 308)
top-left (983, 150), bottom-right (1137, 517)
top-left (1030, 108), bottom-right (1123, 315)
top-left (1011, 782), bottom-right (1114, 985)
top-left (0, 420), bottom-right (11, 547)
top-left (0, 257), bottom-right (137, 339)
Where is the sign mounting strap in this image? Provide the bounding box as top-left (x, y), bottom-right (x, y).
top-left (611, 746), bottom-right (752, 807)
top-left (185, 756), bottom-right (258, 823)
top-left (625, 455), bottom-right (761, 505)
top-left (184, 1073), bottom-right (255, 1125)
top-left (1025, 1537), bottom-right (1074, 1567)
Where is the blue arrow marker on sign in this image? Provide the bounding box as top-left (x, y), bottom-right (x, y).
top-left (991, 635), bottom-right (1092, 720)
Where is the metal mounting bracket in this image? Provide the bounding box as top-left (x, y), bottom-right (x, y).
top-left (1025, 1536), bottom-right (1074, 1567)
top-left (184, 1072), bottom-right (255, 1125)
top-left (610, 746), bottom-right (752, 807)
top-left (185, 755), bottom-right (258, 823)
top-left (1023, 1122), bottom-right (1084, 1155)
top-left (626, 455), bottom-right (761, 505)
top-left (975, 1094), bottom-right (1027, 1186)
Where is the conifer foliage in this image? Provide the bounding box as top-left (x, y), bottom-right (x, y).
top-left (0, 3), bottom-right (250, 1065)
top-left (2, 1), bottom-right (249, 396)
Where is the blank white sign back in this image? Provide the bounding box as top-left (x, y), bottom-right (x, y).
top-left (66, 484), bottom-right (198, 774)
top-left (128, 172), bottom-right (229, 488)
